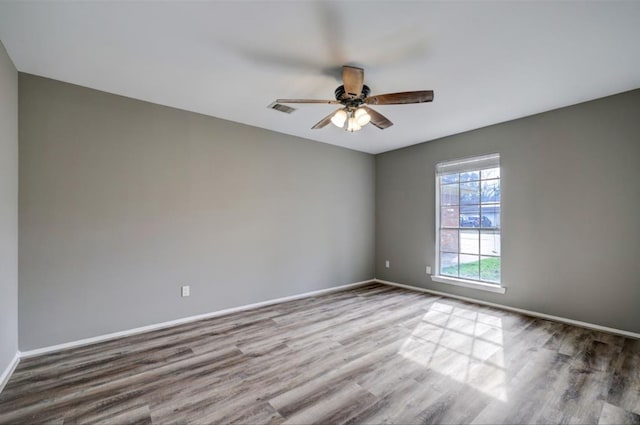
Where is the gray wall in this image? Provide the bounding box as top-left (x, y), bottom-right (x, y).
top-left (19, 74), bottom-right (375, 350)
top-left (376, 89), bottom-right (640, 334)
top-left (0, 41), bottom-right (18, 371)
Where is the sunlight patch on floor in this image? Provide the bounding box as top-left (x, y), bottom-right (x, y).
top-left (399, 301), bottom-right (508, 402)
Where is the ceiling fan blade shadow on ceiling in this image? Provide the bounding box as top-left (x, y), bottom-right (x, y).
top-left (219, 2), bottom-right (429, 83)
top-left (274, 65), bottom-right (433, 132)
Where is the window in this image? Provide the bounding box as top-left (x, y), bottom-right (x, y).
top-left (434, 153), bottom-right (502, 291)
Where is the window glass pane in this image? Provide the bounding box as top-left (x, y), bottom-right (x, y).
top-left (460, 230), bottom-right (479, 255)
top-left (481, 179), bottom-right (500, 203)
top-left (460, 205), bottom-right (480, 228)
top-left (440, 253), bottom-right (458, 277)
top-left (480, 256), bottom-right (500, 283)
top-left (440, 184), bottom-right (459, 206)
top-left (440, 229), bottom-right (459, 253)
top-left (481, 167), bottom-right (500, 179)
top-left (479, 212), bottom-right (495, 228)
top-left (460, 170), bottom-right (480, 182)
top-left (479, 214), bottom-right (494, 228)
top-left (481, 205), bottom-right (500, 228)
top-left (437, 155), bottom-right (500, 285)
top-left (480, 231), bottom-right (501, 256)
top-left (460, 181), bottom-right (480, 205)
top-left (440, 206), bottom-right (459, 227)
top-left (459, 254), bottom-right (480, 280)
top-left (440, 173), bottom-right (459, 184)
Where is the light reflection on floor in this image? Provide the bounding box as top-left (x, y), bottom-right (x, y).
top-left (399, 301), bottom-right (508, 402)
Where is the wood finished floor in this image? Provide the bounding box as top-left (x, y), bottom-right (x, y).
top-left (1, 283), bottom-right (639, 425)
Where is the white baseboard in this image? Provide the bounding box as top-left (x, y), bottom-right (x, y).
top-left (20, 279), bottom-right (375, 359)
top-left (376, 279), bottom-right (640, 340)
top-left (0, 351), bottom-right (20, 394)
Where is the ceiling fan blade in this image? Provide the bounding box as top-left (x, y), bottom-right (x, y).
top-left (276, 99), bottom-right (341, 104)
top-left (311, 108), bottom-right (343, 129)
top-left (365, 90), bottom-right (434, 105)
top-left (342, 66), bottom-right (364, 98)
top-left (362, 106), bottom-right (393, 129)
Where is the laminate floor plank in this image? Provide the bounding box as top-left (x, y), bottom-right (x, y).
top-left (278, 382), bottom-right (378, 425)
top-left (346, 377), bottom-right (443, 425)
top-left (607, 338), bottom-right (640, 415)
top-left (1, 283), bottom-right (638, 425)
top-left (1, 346), bottom-right (247, 423)
top-left (599, 402), bottom-right (640, 425)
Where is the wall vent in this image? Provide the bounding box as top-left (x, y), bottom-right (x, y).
top-left (268, 102), bottom-right (296, 114)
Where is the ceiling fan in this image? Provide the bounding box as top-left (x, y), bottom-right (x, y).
top-left (275, 65), bottom-right (434, 132)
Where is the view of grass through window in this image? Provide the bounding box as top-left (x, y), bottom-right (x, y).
top-left (441, 257), bottom-right (500, 283)
top-left (437, 155), bottom-right (501, 284)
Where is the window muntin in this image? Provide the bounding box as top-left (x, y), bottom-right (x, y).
top-left (436, 154), bottom-right (501, 285)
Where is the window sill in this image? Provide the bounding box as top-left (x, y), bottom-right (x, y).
top-left (430, 275), bottom-right (506, 294)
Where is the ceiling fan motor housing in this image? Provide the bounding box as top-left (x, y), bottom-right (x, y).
top-left (335, 84), bottom-right (370, 105)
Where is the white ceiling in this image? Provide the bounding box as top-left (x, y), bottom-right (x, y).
top-left (0, 1), bottom-right (639, 154)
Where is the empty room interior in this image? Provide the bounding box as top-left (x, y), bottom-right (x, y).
top-left (1, 1), bottom-right (640, 424)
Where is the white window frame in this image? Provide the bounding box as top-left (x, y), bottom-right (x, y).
top-left (432, 153), bottom-right (505, 294)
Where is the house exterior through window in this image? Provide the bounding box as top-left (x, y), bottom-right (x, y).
top-left (435, 153), bottom-right (501, 287)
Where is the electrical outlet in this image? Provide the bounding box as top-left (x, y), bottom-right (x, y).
top-left (426, 266), bottom-right (432, 274)
top-left (181, 285), bottom-right (190, 297)
top-left (385, 260), bottom-right (390, 268)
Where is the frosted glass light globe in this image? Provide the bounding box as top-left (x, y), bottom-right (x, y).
top-left (330, 109), bottom-right (347, 127)
top-left (354, 108), bottom-right (371, 126)
top-left (346, 117), bottom-right (362, 132)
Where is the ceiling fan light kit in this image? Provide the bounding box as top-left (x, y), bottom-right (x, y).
top-left (275, 65), bottom-right (434, 133)
top-left (329, 107), bottom-right (371, 132)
